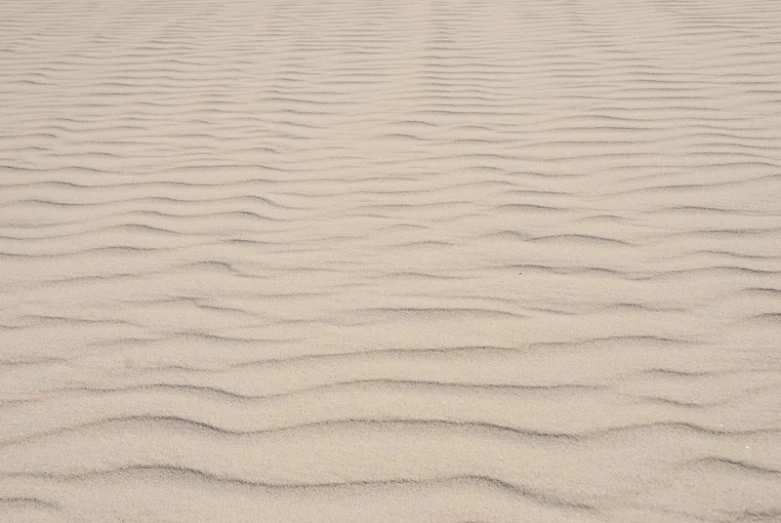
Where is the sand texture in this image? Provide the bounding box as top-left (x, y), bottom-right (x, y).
top-left (2, 0), bottom-right (781, 521)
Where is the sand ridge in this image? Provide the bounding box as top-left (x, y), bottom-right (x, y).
top-left (1, 0), bottom-right (781, 521)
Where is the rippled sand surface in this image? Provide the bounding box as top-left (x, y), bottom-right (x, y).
top-left (2, 0), bottom-right (781, 521)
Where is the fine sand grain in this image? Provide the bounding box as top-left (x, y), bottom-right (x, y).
top-left (1, 0), bottom-right (781, 521)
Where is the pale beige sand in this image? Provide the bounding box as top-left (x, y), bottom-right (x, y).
top-left (1, 0), bottom-right (781, 521)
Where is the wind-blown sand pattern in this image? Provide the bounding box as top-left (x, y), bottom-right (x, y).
top-left (1, 0), bottom-right (781, 521)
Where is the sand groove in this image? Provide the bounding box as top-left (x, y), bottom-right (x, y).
top-left (1, 0), bottom-right (781, 521)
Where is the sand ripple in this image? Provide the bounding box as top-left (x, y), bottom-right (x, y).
top-left (1, 0), bottom-right (781, 521)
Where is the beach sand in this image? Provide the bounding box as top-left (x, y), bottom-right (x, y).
top-left (1, 0), bottom-right (780, 521)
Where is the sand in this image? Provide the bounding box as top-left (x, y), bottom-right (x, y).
top-left (1, 0), bottom-right (780, 521)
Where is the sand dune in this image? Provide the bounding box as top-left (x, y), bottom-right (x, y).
top-left (2, 0), bottom-right (781, 521)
